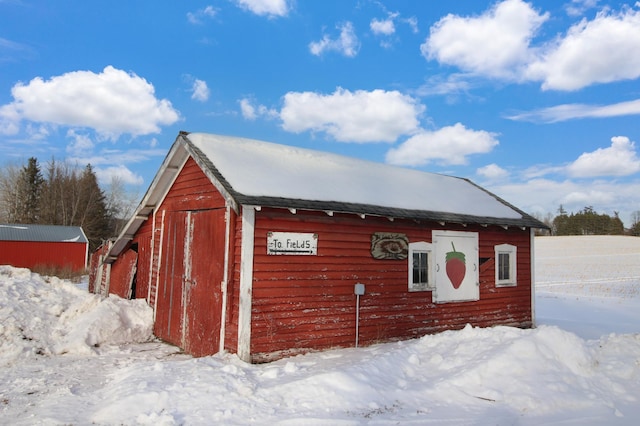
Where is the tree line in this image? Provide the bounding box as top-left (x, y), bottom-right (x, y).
top-left (0, 157), bottom-right (136, 251)
top-left (538, 205), bottom-right (640, 236)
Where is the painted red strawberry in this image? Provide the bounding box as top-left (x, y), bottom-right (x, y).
top-left (445, 242), bottom-right (466, 289)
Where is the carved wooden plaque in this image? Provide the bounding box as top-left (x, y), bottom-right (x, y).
top-left (371, 232), bottom-right (409, 260)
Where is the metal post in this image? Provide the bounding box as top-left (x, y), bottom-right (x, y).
top-left (355, 293), bottom-right (360, 348)
top-left (354, 283), bottom-right (365, 348)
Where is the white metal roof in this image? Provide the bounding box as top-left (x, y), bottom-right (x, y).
top-left (0, 224), bottom-right (88, 243)
top-left (187, 132), bottom-right (524, 221)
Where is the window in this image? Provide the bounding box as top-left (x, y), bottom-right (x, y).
top-left (408, 241), bottom-right (433, 291)
top-left (495, 244), bottom-right (517, 287)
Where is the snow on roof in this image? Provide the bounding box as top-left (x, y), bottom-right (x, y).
top-left (185, 133), bottom-right (531, 223)
top-left (0, 224), bottom-right (88, 243)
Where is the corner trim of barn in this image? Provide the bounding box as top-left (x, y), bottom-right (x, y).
top-left (237, 206), bottom-right (255, 362)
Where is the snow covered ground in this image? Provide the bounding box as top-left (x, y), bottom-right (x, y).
top-left (1, 235), bottom-right (639, 425)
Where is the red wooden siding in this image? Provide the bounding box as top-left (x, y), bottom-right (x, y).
top-left (222, 208), bottom-right (239, 353)
top-left (157, 157), bottom-right (227, 212)
top-left (132, 218), bottom-right (153, 300)
top-left (149, 157), bottom-right (227, 310)
top-left (109, 249), bottom-right (138, 299)
top-left (248, 208), bottom-right (532, 362)
top-left (0, 241), bottom-right (87, 272)
top-left (183, 209), bottom-right (226, 356)
top-left (149, 157), bottom-right (230, 355)
top-left (93, 218), bottom-right (153, 301)
top-left (155, 211), bottom-right (188, 347)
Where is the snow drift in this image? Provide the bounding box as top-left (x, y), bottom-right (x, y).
top-left (0, 265), bottom-right (153, 366)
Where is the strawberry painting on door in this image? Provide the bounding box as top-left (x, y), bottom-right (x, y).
top-left (433, 230), bottom-right (479, 303)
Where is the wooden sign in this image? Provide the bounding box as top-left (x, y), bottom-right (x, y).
top-left (371, 232), bottom-right (409, 260)
top-left (267, 232), bottom-right (318, 255)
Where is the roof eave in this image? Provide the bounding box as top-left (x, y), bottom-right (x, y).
top-left (103, 134), bottom-right (191, 263)
top-left (237, 196), bottom-right (549, 229)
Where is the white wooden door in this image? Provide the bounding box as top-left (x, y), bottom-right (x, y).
top-left (432, 230), bottom-right (479, 303)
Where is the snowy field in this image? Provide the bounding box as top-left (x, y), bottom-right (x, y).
top-left (1, 236), bottom-right (639, 425)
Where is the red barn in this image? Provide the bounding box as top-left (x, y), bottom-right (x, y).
top-left (0, 223), bottom-right (88, 272)
top-left (91, 131), bottom-right (546, 362)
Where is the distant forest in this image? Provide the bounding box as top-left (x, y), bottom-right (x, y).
top-left (537, 205), bottom-right (640, 237)
top-left (0, 157), bottom-right (136, 251)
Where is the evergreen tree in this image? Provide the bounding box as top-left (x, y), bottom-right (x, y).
top-left (24, 158), bottom-right (44, 222)
top-left (13, 157), bottom-right (44, 223)
top-left (76, 164), bottom-right (111, 251)
top-left (553, 206), bottom-right (624, 236)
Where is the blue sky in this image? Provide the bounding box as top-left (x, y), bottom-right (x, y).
top-left (1, 0), bottom-right (640, 225)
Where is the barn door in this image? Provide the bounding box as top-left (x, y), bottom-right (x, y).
top-left (155, 211), bottom-right (188, 347)
top-left (432, 230), bottom-right (479, 303)
top-left (183, 209), bottom-right (225, 357)
top-left (155, 209), bottom-right (225, 356)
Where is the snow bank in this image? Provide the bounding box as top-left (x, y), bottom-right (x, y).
top-left (0, 266), bottom-right (153, 365)
top-left (85, 324), bottom-right (640, 425)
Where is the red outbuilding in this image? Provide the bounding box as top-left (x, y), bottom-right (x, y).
top-left (0, 223), bottom-right (88, 272)
top-left (90, 131), bottom-right (546, 362)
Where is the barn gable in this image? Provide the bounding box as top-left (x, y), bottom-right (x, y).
top-left (97, 131), bottom-right (547, 363)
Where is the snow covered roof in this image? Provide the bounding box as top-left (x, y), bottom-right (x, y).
top-left (185, 132), bottom-right (541, 226)
top-left (106, 131), bottom-right (544, 261)
top-left (0, 223), bottom-right (88, 244)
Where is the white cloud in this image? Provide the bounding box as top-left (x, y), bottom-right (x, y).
top-left (416, 73), bottom-right (476, 99)
top-left (240, 98), bottom-right (257, 120)
top-left (94, 165), bottom-right (144, 186)
top-left (235, 0), bottom-right (289, 18)
top-left (521, 164), bottom-right (565, 180)
top-left (561, 188), bottom-right (616, 206)
top-left (477, 163), bottom-right (509, 180)
top-left (370, 12), bottom-right (418, 48)
top-left (423, 1), bottom-right (640, 91)
top-left (385, 123), bottom-right (499, 166)
top-left (0, 103), bottom-right (20, 134)
top-left (0, 66), bottom-right (180, 138)
top-left (280, 88), bottom-right (423, 143)
top-left (66, 129), bottom-right (95, 156)
top-left (422, 0), bottom-right (548, 79)
top-left (567, 136), bottom-right (640, 178)
top-left (0, 37), bottom-right (24, 50)
top-left (187, 6), bottom-right (217, 25)
top-left (506, 98), bottom-right (640, 122)
top-left (565, 0), bottom-right (600, 17)
top-left (191, 79), bottom-right (210, 102)
top-left (526, 6), bottom-right (640, 90)
top-left (70, 147), bottom-right (167, 168)
top-left (309, 22), bottom-right (360, 57)
top-left (370, 17), bottom-right (396, 35)
top-left (405, 16), bottom-right (419, 34)
top-left (239, 98), bottom-right (277, 121)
